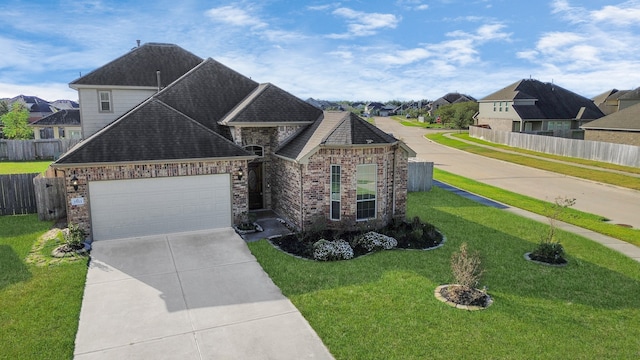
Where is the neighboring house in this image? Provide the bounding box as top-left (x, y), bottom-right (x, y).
top-left (475, 79), bottom-right (604, 138)
top-left (51, 99), bottom-right (80, 110)
top-left (581, 102), bottom-right (640, 146)
top-left (365, 102), bottom-right (385, 116)
top-left (306, 98), bottom-right (344, 110)
top-left (31, 109), bottom-right (82, 140)
top-left (52, 43), bottom-right (415, 241)
top-left (7, 95), bottom-right (56, 123)
top-left (428, 93), bottom-right (476, 116)
top-left (617, 87), bottom-right (640, 111)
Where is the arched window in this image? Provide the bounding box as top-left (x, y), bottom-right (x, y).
top-left (244, 145), bottom-right (264, 157)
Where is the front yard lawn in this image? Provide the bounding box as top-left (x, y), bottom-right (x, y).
top-left (0, 215), bottom-right (87, 359)
top-left (249, 188), bottom-right (640, 359)
top-left (0, 161), bottom-right (52, 174)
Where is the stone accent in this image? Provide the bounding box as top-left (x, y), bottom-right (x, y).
top-left (58, 160), bottom-right (249, 236)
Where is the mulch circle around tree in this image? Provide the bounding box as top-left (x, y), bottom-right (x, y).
top-left (434, 285), bottom-right (493, 311)
top-left (524, 252), bottom-right (568, 267)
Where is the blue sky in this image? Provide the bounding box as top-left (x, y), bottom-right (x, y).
top-left (1, 0), bottom-right (639, 102)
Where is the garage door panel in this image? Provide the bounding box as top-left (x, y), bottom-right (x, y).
top-left (89, 175), bottom-right (232, 240)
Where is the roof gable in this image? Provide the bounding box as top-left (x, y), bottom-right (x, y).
top-left (156, 58), bottom-right (259, 139)
top-left (55, 99), bottom-right (251, 164)
top-left (276, 111), bottom-right (399, 161)
top-left (70, 43), bottom-right (203, 87)
top-left (220, 83), bottom-right (322, 125)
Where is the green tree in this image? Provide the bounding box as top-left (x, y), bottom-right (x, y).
top-left (0, 100), bottom-right (9, 116)
top-left (435, 101), bottom-right (479, 129)
top-left (1, 102), bottom-right (32, 139)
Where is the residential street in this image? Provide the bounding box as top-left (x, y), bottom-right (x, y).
top-left (374, 116), bottom-right (640, 229)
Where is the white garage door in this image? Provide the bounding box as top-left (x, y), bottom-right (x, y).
top-left (89, 174), bottom-right (231, 240)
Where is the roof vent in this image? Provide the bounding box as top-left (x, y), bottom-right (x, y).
top-left (366, 139), bottom-right (373, 144)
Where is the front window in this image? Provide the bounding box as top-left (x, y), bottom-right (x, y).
top-left (244, 145), bottom-right (264, 157)
top-left (331, 165), bottom-right (341, 220)
top-left (356, 164), bottom-right (376, 220)
top-left (98, 90), bottom-right (112, 112)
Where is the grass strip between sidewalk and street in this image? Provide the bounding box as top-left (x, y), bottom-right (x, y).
top-left (451, 132), bottom-right (640, 175)
top-left (249, 188), bottom-right (640, 360)
top-left (434, 168), bottom-right (640, 247)
top-left (426, 132), bottom-right (640, 190)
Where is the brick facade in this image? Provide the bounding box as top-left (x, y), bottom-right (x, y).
top-left (584, 130), bottom-right (640, 146)
top-left (271, 145), bottom-right (409, 231)
top-left (57, 160), bottom-right (248, 237)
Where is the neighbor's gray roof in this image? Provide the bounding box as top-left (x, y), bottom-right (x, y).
top-left (219, 83), bottom-right (322, 125)
top-left (30, 109), bottom-right (80, 126)
top-left (618, 87), bottom-right (640, 100)
top-left (70, 43), bottom-right (203, 87)
top-left (55, 99), bottom-right (252, 164)
top-left (482, 79), bottom-right (604, 120)
top-left (276, 111), bottom-right (400, 161)
top-left (581, 102), bottom-right (640, 131)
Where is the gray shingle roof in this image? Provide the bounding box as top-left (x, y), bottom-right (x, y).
top-left (70, 43), bottom-right (203, 87)
top-left (220, 83), bottom-right (322, 125)
top-left (618, 87), bottom-right (640, 100)
top-left (156, 58), bottom-right (259, 140)
top-left (581, 102), bottom-right (640, 131)
top-left (56, 99), bottom-right (251, 164)
top-left (30, 109), bottom-right (80, 126)
top-left (482, 79), bottom-right (604, 120)
top-left (276, 111), bottom-right (399, 161)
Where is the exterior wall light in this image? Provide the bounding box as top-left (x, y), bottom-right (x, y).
top-left (71, 175), bottom-right (79, 191)
top-left (238, 168), bottom-right (244, 181)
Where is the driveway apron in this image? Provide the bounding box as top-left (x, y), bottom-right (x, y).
top-left (74, 228), bottom-right (333, 359)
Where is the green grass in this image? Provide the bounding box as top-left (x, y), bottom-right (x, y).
top-left (0, 161), bottom-right (52, 174)
top-left (434, 168), bottom-right (640, 247)
top-left (389, 115), bottom-right (447, 129)
top-left (426, 133), bottom-right (640, 190)
top-left (452, 133), bottom-right (640, 175)
top-left (249, 189), bottom-right (640, 359)
top-left (0, 215), bottom-right (87, 359)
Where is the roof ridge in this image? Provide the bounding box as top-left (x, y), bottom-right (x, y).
top-left (218, 83), bottom-right (271, 125)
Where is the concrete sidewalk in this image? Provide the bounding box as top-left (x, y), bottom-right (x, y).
top-left (434, 181), bottom-right (640, 263)
top-left (74, 228), bottom-right (333, 359)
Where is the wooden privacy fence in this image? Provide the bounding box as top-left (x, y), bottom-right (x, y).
top-left (0, 173), bottom-right (66, 220)
top-left (469, 126), bottom-right (640, 168)
top-left (0, 139), bottom-right (80, 161)
top-left (408, 160), bottom-right (433, 192)
top-left (0, 173), bottom-right (38, 215)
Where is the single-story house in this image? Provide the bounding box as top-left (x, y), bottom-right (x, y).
top-left (31, 109), bottom-right (82, 140)
top-left (52, 43), bottom-right (415, 241)
top-left (581, 102), bottom-right (640, 146)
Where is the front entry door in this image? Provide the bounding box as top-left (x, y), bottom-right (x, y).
top-left (248, 162), bottom-right (263, 209)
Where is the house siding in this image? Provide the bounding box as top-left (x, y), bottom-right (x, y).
top-left (78, 88), bottom-right (155, 138)
top-left (272, 145), bottom-right (408, 231)
top-left (59, 160), bottom-right (248, 237)
top-left (476, 102), bottom-right (518, 131)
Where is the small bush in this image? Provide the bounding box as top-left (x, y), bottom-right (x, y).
top-left (352, 231), bottom-right (397, 252)
top-left (530, 241), bottom-right (566, 264)
top-left (64, 224), bottom-right (85, 249)
top-left (451, 242), bottom-right (483, 289)
top-left (313, 239), bottom-right (354, 261)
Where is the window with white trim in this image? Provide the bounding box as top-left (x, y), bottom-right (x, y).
top-left (244, 145), bottom-right (264, 157)
top-left (98, 90), bottom-right (112, 112)
top-left (330, 165), bottom-right (341, 220)
top-left (356, 164), bottom-right (376, 220)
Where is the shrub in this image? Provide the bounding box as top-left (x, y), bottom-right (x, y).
top-left (64, 223), bottom-right (86, 249)
top-left (352, 231), bottom-right (397, 252)
top-left (313, 239), bottom-right (354, 261)
top-left (530, 241), bottom-right (566, 264)
top-left (450, 242), bottom-right (483, 289)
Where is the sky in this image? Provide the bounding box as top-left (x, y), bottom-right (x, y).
top-left (1, 0), bottom-right (639, 103)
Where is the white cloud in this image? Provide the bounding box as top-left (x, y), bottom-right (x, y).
top-left (327, 8), bottom-right (400, 38)
top-left (375, 48), bottom-right (432, 65)
top-left (0, 82), bottom-right (78, 102)
top-left (591, 4), bottom-right (640, 26)
top-left (205, 5), bottom-right (267, 29)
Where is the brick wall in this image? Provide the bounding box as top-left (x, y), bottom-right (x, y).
top-left (584, 130), bottom-right (640, 146)
top-left (272, 145), bottom-right (409, 231)
top-left (58, 160), bottom-right (248, 236)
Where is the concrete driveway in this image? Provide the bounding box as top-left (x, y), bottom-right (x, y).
top-left (74, 228), bottom-right (333, 359)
